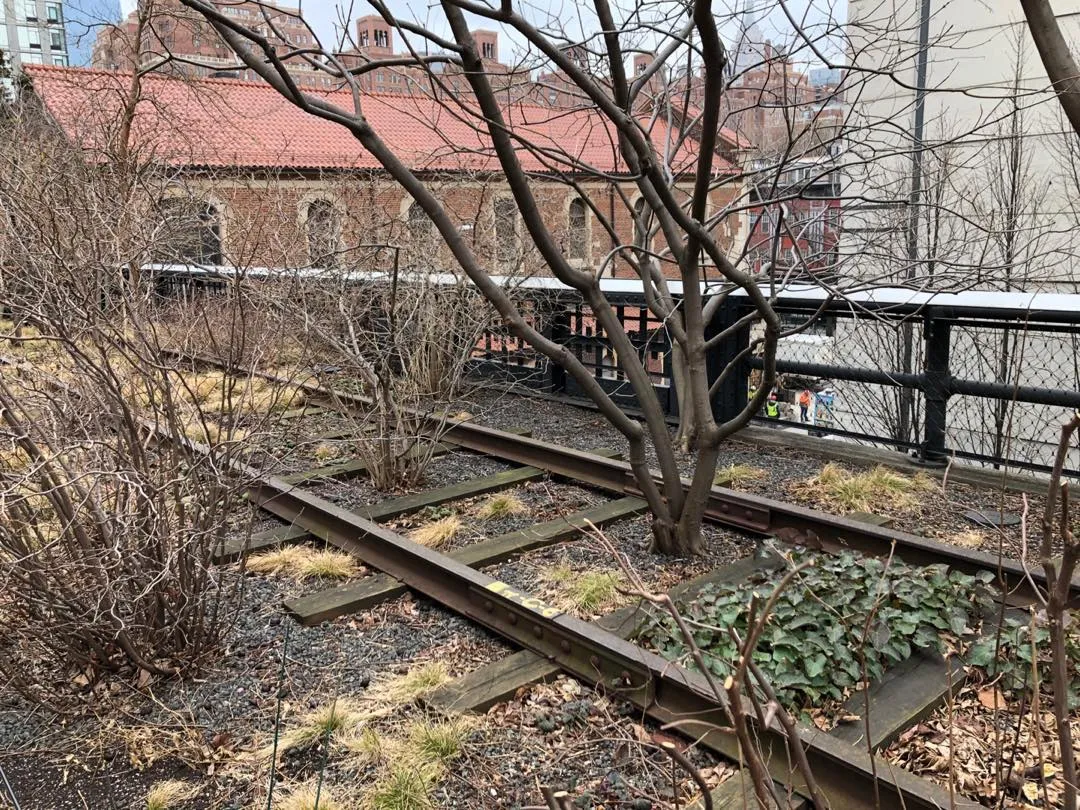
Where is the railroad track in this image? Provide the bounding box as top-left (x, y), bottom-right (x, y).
top-left (162, 351), bottom-right (1068, 809)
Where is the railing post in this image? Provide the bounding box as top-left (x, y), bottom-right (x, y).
top-left (920, 310), bottom-right (951, 464)
top-left (707, 295), bottom-right (752, 424)
top-left (548, 300), bottom-right (569, 394)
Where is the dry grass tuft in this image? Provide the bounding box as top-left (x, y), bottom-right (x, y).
top-left (475, 493), bottom-right (528, 520)
top-left (370, 662), bottom-right (450, 705)
top-left (409, 515), bottom-right (461, 549)
top-left (340, 725), bottom-right (385, 766)
top-left (313, 442), bottom-right (341, 462)
top-left (367, 763), bottom-right (438, 810)
top-left (279, 699), bottom-right (367, 753)
top-left (0, 446), bottom-right (29, 471)
top-left (246, 547), bottom-right (358, 579)
top-left (300, 550), bottom-right (360, 579)
top-left (544, 566), bottom-right (625, 613)
top-left (145, 779), bottom-right (199, 810)
top-left (714, 463), bottom-right (767, 488)
top-left (793, 463), bottom-right (932, 514)
top-left (950, 529), bottom-right (987, 549)
top-left (182, 420), bottom-right (246, 445)
top-left (406, 717), bottom-right (471, 764)
top-left (278, 782), bottom-right (346, 810)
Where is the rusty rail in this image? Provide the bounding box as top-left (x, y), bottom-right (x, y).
top-left (167, 351), bottom-right (1074, 607)
top-left (242, 466), bottom-right (973, 810)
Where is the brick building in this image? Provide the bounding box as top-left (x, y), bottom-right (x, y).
top-left (91, 0), bottom-right (337, 88)
top-left (90, 1), bottom-right (527, 95)
top-left (25, 65), bottom-right (743, 280)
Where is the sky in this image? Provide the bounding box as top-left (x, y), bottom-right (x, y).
top-left (96, 0), bottom-right (844, 70)
top-left (66, 0), bottom-right (122, 64)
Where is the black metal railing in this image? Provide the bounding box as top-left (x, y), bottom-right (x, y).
top-left (143, 266), bottom-right (1080, 477)
top-left (471, 283), bottom-right (1080, 477)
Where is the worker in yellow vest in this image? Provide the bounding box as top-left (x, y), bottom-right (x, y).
top-left (765, 392), bottom-right (780, 420)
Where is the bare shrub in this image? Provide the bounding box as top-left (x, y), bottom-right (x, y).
top-left (0, 91), bottom-right (278, 707)
top-left (278, 271), bottom-right (492, 491)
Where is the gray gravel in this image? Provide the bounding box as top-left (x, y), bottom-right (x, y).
top-left (305, 448), bottom-right (515, 509)
top-left (0, 563), bottom-right (509, 809)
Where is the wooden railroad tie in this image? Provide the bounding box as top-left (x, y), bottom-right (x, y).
top-left (286, 495), bottom-right (648, 624)
top-left (215, 442), bottom-right (619, 563)
top-left (277, 441), bottom-right (454, 485)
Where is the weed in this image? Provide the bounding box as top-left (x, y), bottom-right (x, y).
top-left (145, 779), bottom-right (198, 810)
top-left (367, 764), bottom-right (437, 810)
top-left (278, 782), bottom-right (345, 810)
top-left (475, 493), bottom-right (528, 520)
top-left (409, 515), bottom-right (461, 549)
top-left (406, 717), bottom-right (471, 764)
top-left (370, 662), bottom-right (450, 705)
top-left (544, 566), bottom-right (625, 613)
top-left (313, 442), bottom-right (340, 462)
top-left (642, 549), bottom-right (995, 709)
top-left (793, 463), bottom-right (931, 514)
top-left (714, 464), bottom-right (767, 488)
top-left (950, 530), bottom-right (986, 549)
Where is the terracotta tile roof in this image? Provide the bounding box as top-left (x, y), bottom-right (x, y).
top-left (25, 66), bottom-right (728, 176)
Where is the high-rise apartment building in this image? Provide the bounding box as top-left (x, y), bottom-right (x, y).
top-left (1, 0), bottom-right (69, 74)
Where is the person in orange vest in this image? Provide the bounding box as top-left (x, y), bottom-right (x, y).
top-left (798, 389), bottom-right (812, 422)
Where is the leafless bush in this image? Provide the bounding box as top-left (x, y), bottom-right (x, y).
top-left (278, 269), bottom-right (491, 490)
top-left (156, 291), bottom-right (313, 372)
top-left (0, 91), bottom-right (278, 707)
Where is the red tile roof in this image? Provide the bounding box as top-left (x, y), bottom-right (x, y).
top-left (25, 66), bottom-right (728, 176)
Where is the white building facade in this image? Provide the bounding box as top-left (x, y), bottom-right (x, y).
top-left (843, 0), bottom-right (1080, 292)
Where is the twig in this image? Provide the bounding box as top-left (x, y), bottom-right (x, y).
top-left (660, 740), bottom-right (713, 810)
top-left (265, 620), bottom-right (291, 810)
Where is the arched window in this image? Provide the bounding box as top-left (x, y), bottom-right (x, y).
top-left (407, 201), bottom-right (434, 245)
top-left (633, 197), bottom-right (650, 250)
top-left (568, 197), bottom-right (588, 261)
top-left (157, 198), bottom-right (222, 265)
top-left (494, 197), bottom-right (519, 267)
top-left (306, 199), bottom-right (340, 268)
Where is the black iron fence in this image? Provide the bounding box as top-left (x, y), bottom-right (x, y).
top-left (141, 266), bottom-right (1080, 476)
top-left (469, 282), bottom-right (1080, 477)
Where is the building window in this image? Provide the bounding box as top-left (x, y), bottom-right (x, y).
top-left (18, 26), bottom-right (41, 50)
top-left (23, 1), bottom-right (37, 21)
top-left (494, 197), bottom-right (518, 267)
top-left (568, 197), bottom-right (588, 261)
top-left (49, 30), bottom-right (63, 50)
top-left (481, 41), bottom-right (494, 59)
top-left (52, 54), bottom-right (66, 66)
top-left (407, 201), bottom-right (434, 248)
top-left (24, 52), bottom-right (43, 64)
top-left (374, 29), bottom-right (388, 48)
top-left (305, 199), bottom-right (340, 268)
top-left (157, 199), bottom-right (223, 266)
top-left (359, 31), bottom-right (369, 47)
top-left (46, 2), bottom-right (61, 23)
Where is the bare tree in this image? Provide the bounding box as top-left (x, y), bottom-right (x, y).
top-left (162, 0), bottom-right (796, 556)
